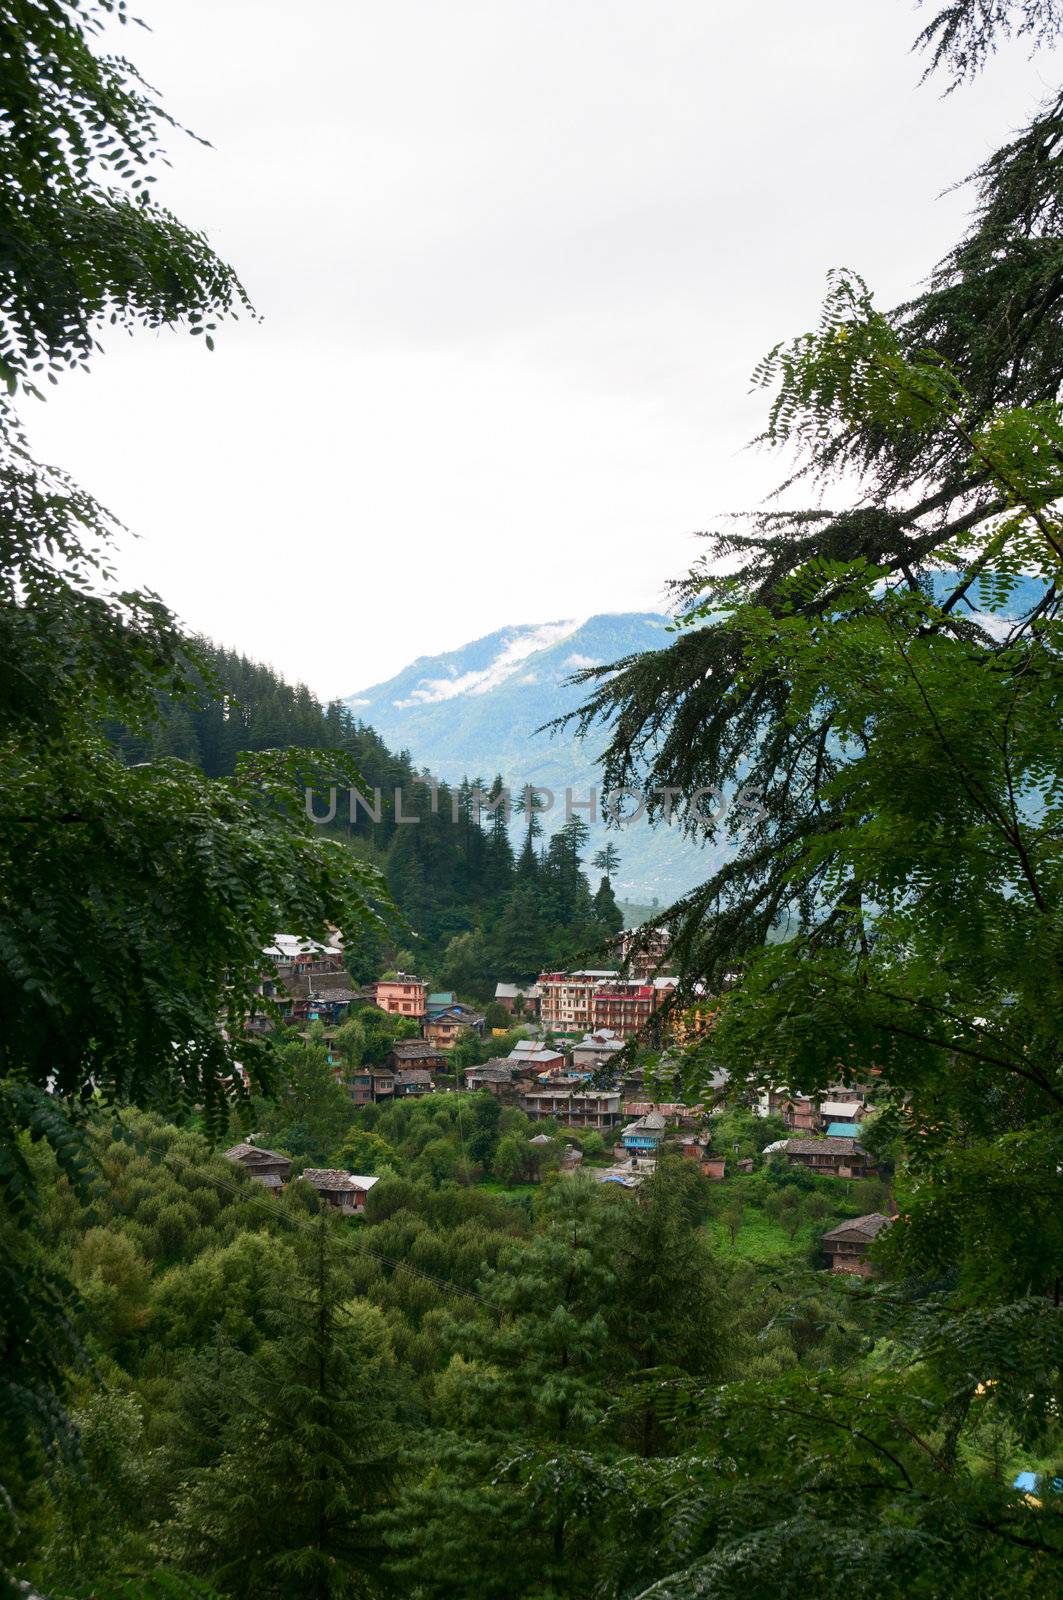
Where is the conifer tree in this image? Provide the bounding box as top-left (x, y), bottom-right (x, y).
top-left (165, 1220), bottom-right (396, 1600)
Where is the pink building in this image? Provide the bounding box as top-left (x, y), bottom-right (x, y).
top-left (371, 973), bottom-right (427, 1019)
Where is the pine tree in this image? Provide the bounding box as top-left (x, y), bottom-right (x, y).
top-left (165, 1219), bottom-right (396, 1600)
top-left (384, 1179), bottom-right (620, 1599)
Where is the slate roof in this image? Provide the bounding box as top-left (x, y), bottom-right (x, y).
top-left (821, 1212), bottom-right (893, 1243)
top-left (783, 1136), bottom-right (865, 1155)
top-left (621, 1111), bottom-right (667, 1137)
top-left (390, 1040), bottom-right (442, 1061)
top-left (466, 1063), bottom-right (516, 1083)
top-left (394, 1067), bottom-right (434, 1085)
top-left (224, 1142), bottom-right (290, 1165)
top-left (302, 1168), bottom-right (380, 1193)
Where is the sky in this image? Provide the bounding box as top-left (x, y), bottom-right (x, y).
top-left (25, 1), bottom-right (1055, 699)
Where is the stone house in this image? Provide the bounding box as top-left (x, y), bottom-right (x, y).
top-left (821, 1212), bottom-right (893, 1276)
top-left (301, 1169), bottom-right (380, 1214)
top-left (779, 1136), bottom-right (873, 1179)
top-left (223, 1141), bottom-right (292, 1190)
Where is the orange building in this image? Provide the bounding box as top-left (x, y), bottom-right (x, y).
top-left (371, 973), bottom-right (427, 1020)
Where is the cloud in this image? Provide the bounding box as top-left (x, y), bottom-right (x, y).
top-left (563, 652), bottom-right (600, 668)
top-left (394, 618), bottom-right (586, 706)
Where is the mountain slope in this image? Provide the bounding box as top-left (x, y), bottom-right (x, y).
top-left (343, 612), bottom-right (722, 901)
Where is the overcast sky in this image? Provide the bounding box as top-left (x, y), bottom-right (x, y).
top-left (25, 1), bottom-right (1053, 698)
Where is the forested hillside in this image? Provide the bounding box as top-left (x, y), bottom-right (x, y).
top-left (1, 1109), bottom-right (912, 1600)
top-left (109, 640), bottom-right (626, 990)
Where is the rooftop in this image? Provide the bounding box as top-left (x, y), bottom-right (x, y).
top-left (394, 1068), bottom-right (434, 1085)
top-left (782, 1136), bottom-right (866, 1156)
top-left (821, 1213), bottom-right (893, 1243)
top-left (302, 1169), bottom-right (380, 1193)
top-left (223, 1141), bottom-right (291, 1164)
top-left (390, 1040), bottom-right (441, 1060)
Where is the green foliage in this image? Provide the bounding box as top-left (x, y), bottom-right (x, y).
top-left (163, 1223), bottom-right (396, 1599)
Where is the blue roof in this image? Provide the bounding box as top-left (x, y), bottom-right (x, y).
top-left (826, 1121), bottom-right (862, 1137)
top-left (1014, 1470), bottom-right (1063, 1495)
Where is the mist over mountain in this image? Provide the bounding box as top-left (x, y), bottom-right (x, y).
top-left (343, 612), bottom-right (724, 902)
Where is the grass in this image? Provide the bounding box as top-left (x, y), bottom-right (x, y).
top-left (704, 1170), bottom-right (881, 1265)
top-left (707, 1207), bottom-right (820, 1264)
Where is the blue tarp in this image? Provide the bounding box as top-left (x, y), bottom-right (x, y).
top-left (1013, 1470), bottom-right (1063, 1495)
top-left (826, 1122), bottom-right (862, 1137)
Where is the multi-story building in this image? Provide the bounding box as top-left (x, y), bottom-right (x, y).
top-left (538, 970), bottom-right (618, 1034)
top-left (619, 926), bottom-right (672, 978)
top-left (821, 1213), bottom-right (893, 1276)
top-left (521, 1086), bottom-right (623, 1131)
top-left (591, 981), bottom-right (655, 1039)
top-left (346, 1067), bottom-right (395, 1107)
top-left (371, 973), bottom-right (427, 1019)
top-left (424, 1004), bottom-right (485, 1049)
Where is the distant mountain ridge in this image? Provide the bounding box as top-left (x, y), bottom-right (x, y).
top-left (342, 612), bottom-right (722, 901)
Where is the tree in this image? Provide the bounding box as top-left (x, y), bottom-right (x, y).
top-left (592, 844), bottom-right (621, 877)
top-left (385, 1179), bottom-right (619, 1599)
top-left (483, 1001), bottom-right (510, 1030)
top-left (466, 1093), bottom-right (501, 1168)
top-left (329, 1128), bottom-right (398, 1176)
top-left (256, 1040), bottom-right (355, 1165)
top-left (592, 874), bottom-right (624, 937)
top-left (165, 1221), bottom-right (396, 1598)
top-left (0, 7), bottom-right (395, 1569)
top-left (557, 3), bottom-right (1063, 1589)
top-left (607, 1155), bottom-right (730, 1456)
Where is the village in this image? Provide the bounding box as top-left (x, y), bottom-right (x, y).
top-left (227, 930), bottom-right (895, 1279)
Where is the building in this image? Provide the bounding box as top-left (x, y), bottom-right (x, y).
top-left (619, 1110), bottom-right (667, 1161)
top-left (571, 1028), bottom-right (627, 1073)
top-left (506, 1038), bottom-right (566, 1075)
top-left (301, 1169), bottom-right (380, 1214)
top-left (264, 934), bottom-right (345, 979)
top-left (590, 981), bottom-right (656, 1040)
top-left (538, 970), bottom-right (618, 1035)
top-left (223, 1141), bottom-right (292, 1189)
top-left (393, 1067), bottom-right (434, 1097)
top-left (494, 981), bottom-right (541, 1018)
top-left (819, 1098), bottom-right (865, 1131)
top-left (424, 1004), bottom-right (485, 1050)
top-left (389, 1039), bottom-right (446, 1073)
top-left (371, 973), bottom-right (427, 1019)
top-left (569, 1091), bottom-right (623, 1129)
top-left (821, 1212), bottom-right (893, 1276)
top-left (521, 1085), bottom-right (624, 1131)
top-left (619, 925), bottom-right (671, 978)
top-left (778, 1136), bottom-right (872, 1179)
top-left (463, 1061), bottom-right (520, 1097)
top-left (426, 991), bottom-right (457, 1018)
top-left (773, 1093), bottom-right (818, 1132)
top-left (522, 1086), bottom-right (579, 1122)
top-left (668, 999), bottom-right (717, 1047)
top-left (346, 1066), bottom-right (395, 1107)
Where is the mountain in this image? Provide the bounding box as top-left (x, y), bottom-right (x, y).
top-left (342, 612), bottom-right (724, 902)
